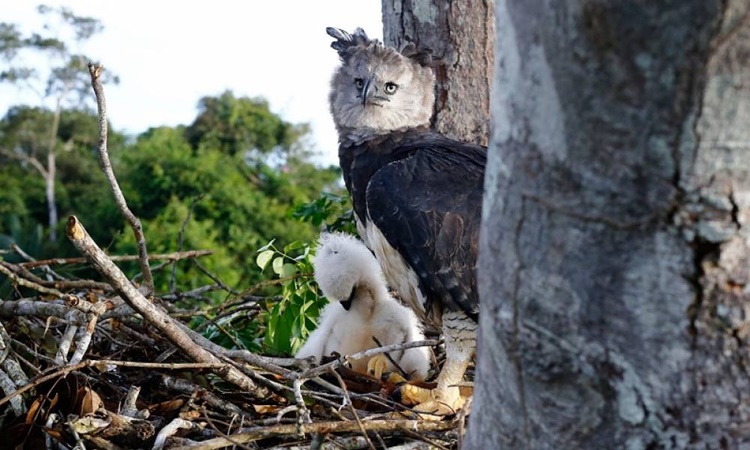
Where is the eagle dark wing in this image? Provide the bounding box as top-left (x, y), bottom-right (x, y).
top-left (364, 136), bottom-right (485, 321)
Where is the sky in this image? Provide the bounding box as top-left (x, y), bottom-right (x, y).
top-left (0, 1), bottom-right (383, 166)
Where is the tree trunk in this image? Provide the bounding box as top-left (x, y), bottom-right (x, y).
top-left (381, 0), bottom-right (494, 145)
top-left (468, 0), bottom-right (750, 449)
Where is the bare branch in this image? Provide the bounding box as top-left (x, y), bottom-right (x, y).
top-left (0, 147), bottom-right (48, 177)
top-left (329, 368), bottom-right (376, 450)
top-left (171, 194), bottom-right (205, 292)
top-left (17, 250), bottom-right (214, 269)
top-left (168, 419), bottom-right (459, 450)
top-left (0, 261), bottom-right (63, 297)
top-left (87, 62), bottom-right (154, 293)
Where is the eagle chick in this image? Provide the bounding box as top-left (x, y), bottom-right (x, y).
top-left (296, 232), bottom-right (430, 380)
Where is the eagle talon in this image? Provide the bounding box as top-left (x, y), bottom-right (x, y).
top-left (392, 383), bottom-right (434, 406)
top-left (366, 354), bottom-right (389, 379)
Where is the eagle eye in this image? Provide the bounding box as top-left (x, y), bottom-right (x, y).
top-left (384, 82), bottom-right (399, 95)
top-left (354, 78), bottom-right (365, 89)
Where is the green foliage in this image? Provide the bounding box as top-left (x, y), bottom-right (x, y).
top-left (0, 106), bottom-right (124, 248)
top-left (185, 90), bottom-right (304, 158)
top-left (292, 192), bottom-right (356, 234)
top-left (112, 125), bottom-right (335, 292)
top-left (255, 239), bottom-right (324, 356)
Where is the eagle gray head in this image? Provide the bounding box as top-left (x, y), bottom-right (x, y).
top-left (326, 27), bottom-right (436, 144)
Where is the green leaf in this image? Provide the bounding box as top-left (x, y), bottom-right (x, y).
top-left (256, 250), bottom-right (275, 270)
top-left (256, 239), bottom-right (276, 253)
top-left (281, 263), bottom-right (297, 278)
top-left (272, 256), bottom-right (284, 276)
top-left (284, 240), bottom-right (304, 252)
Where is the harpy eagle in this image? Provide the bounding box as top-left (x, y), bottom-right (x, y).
top-left (326, 27), bottom-right (485, 416)
top-left (296, 232), bottom-right (431, 380)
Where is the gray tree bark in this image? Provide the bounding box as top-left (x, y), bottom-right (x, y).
top-left (381, 0), bottom-right (494, 145)
top-left (468, 0), bottom-right (750, 449)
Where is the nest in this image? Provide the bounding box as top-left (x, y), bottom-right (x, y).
top-left (0, 241), bottom-right (470, 449)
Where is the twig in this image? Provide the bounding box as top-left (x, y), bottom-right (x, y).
top-left (0, 368), bottom-right (25, 415)
top-left (162, 375), bottom-right (246, 416)
top-left (171, 194), bottom-right (204, 292)
top-left (121, 385), bottom-right (141, 418)
top-left (293, 378), bottom-right (312, 424)
top-left (55, 324), bottom-right (78, 365)
top-left (193, 259), bottom-right (240, 296)
top-left (0, 299), bottom-right (88, 323)
top-left (161, 285), bottom-right (226, 302)
top-left (329, 368), bottom-right (376, 450)
top-left (0, 359), bottom-right (230, 408)
top-left (153, 418), bottom-right (204, 450)
top-left (169, 419), bottom-right (458, 450)
top-left (200, 407), bottom-right (255, 450)
top-left (17, 250), bottom-right (214, 269)
top-left (69, 319), bottom-right (96, 365)
top-left (10, 243), bottom-right (60, 282)
top-left (88, 62), bottom-right (154, 294)
top-left (65, 215), bottom-right (260, 395)
top-left (0, 261), bottom-right (63, 297)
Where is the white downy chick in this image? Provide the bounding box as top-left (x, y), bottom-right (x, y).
top-left (296, 232), bottom-right (430, 380)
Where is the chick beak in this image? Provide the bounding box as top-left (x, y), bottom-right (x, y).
top-left (341, 286), bottom-right (356, 311)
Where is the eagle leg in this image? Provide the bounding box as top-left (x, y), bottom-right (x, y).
top-left (392, 347), bottom-right (471, 420)
top-left (366, 354), bottom-right (389, 379)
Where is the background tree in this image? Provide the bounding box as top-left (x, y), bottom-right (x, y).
top-left (0, 106), bottom-right (123, 255)
top-left (467, 1), bottom-right (750, 448)
top-left (381, 0), bottom-right (494, 145)
top-left (0, 5), bottom-right (118, 241)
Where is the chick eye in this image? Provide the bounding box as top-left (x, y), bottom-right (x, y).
top-left (354, 78), bottom-right (364, 89)
top-left (384, 82), bottom-right (399, 95)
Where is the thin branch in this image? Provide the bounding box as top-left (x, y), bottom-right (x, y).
top-left (329, 368), bottom-right (376, 450)
top-left (169, 419), bottom-right (458, 450)
top-left (87, 62), bottom-right (154, 294)
top-left (65, 215), bottom-right (261, 395)
top-left (0, 359), bottom-right (231, 408)
top-left (0, 261), bottom-right (64, 297)
top-left (17, 250), bottom-right (214, 269)
top-left (171, 194), bottom-right (204, 292)
top-left (0, 147), bottom-right (48, 177)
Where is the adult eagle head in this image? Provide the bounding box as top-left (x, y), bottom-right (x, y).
top-left (326, 27), bottom-right (485, 417)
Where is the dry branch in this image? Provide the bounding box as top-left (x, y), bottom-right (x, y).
top-left (0, 262), bottom-right (63, 298)
top-left (65, 215), bottom-right (261, 395)
top-left (87, 62), bottom-right (155, 294)
top-left (17, 250), bottom-right (213, 269)
top-left (170, 419), bottom-right (458, 450)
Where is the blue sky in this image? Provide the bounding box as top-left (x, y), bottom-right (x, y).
top-left (0, 1), bottom-right (383, 166)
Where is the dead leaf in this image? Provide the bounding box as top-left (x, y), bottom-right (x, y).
top-left (77, 387), bottom-right (103, 416)
top-left (253, 404), bottom-right (283, 415)
top-left (25, 396), bottom-right (44, 424)
top-left (148, 398), bottom-right (185, 414)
